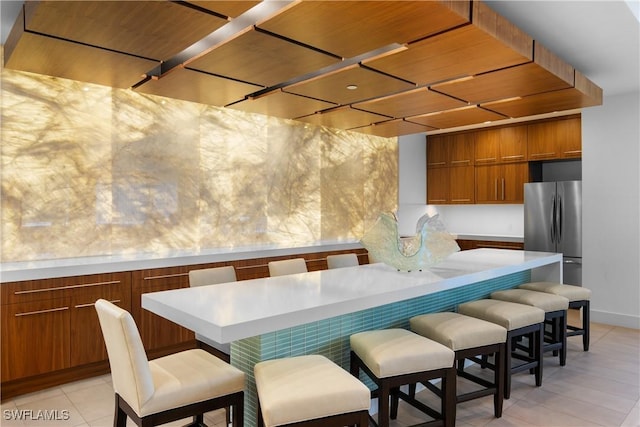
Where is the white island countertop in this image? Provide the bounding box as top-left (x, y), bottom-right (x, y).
top-left (142, 249), bottom-right (562, 343)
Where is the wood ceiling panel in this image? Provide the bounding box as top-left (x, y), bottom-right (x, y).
top-left (229, 91), bottom-right (336, 120)
top-left (352, 119), bottom-right (436, 138)
top-left (364, 23), bottom-right (532, 86)
top-left (186, 1), bottom-right (260, 18)
top-left (257, 1), bottom-right (470, 58)
top-left (481, 77), bottom-right (603, 118)
top-left (284, 65), bottom-right (415, 106)
top-left (408, 106), bottom-right (506, 129)
top-left (187, 28), bottom-right (340, 87)
top-left (353, 87), bottom-right (467, 119)
top-left (135, 68), bottom-right (261, 107)
top-left (430, 43), bottom-right (575, 104)
top-left (4, 32), bottom-right (158, 89)
top-left (24, 1), bottom-right (228, 61)
top-left (297, 107), bottom-right (390, 130)
top-left (431, 62), bottom-right (572, 104)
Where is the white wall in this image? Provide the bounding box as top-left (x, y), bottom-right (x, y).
top-left (582, 91), bottom-right (640, 328)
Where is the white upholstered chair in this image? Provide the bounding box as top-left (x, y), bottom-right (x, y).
top-left (267, 258), bottom-right (308, 277)
top-left (326, 253), bottom-right (359, 269)
top-left (188, 266), bottom-right (237, 359)
top-left (189, 265), bottom-right (237, 287)
top-left (94, 299), bottom-right (245, 427)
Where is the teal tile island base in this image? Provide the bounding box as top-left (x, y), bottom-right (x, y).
top-left (141, 249), bottom-right (562, 426)
top-left (230, 270), bottom-right (531, 426)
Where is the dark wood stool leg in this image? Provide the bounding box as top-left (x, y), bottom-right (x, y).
top-left (535, 325), bottom-right (543, 387)
top-left (583, 301), bottom-right (590, 351)
top-left (390, 386), bottom-right (400, 419)
top-left (560, 311), bottom-right (567, 366)
top-left (378, 382), bottom-right (391, 427)
top-left (504, 331), bottom-right (513, 400)
top-left (443, 367), bottom-right (456, 427)
top-left (494, 343), bottom-right (505, 418)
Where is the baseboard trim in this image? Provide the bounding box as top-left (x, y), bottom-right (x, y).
top-left (591, 309), bottom-right (640, 329)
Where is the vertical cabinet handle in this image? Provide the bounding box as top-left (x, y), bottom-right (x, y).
top-left (502, 178), bottom-right (505, 201)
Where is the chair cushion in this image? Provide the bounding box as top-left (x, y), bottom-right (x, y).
top-left (458, 299), bottom-right (545, 331)
top-left (518, 282), bottom-right (591, 302)
top-left (140, 349), bottom-right (245, 417)
top-left (254, 355), bottom-right (370, 427)
top-left (350, 329), bottom-right (454, 378)
top-left (491, 289), bottom-right (569, 312)
top-left (410, 312), bottom-right (507, 351)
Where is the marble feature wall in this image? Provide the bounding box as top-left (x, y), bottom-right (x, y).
top-left (0, 68), bottom-right (398, 262)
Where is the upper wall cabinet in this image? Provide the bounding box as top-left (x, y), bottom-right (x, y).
top-left (427, 115), bottom-right (581, 205)
top-left (474, 125), bottom-right (527, 164)
top-left (527, 116), bottom-right (582, 160)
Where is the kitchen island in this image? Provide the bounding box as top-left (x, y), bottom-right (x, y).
top-left (142, 248), bottom-right (561, 426)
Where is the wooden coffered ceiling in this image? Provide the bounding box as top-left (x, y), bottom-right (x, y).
top-left (3, 0), bottom-right (603, 137)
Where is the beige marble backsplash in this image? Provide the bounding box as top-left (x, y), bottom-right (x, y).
top-left (0, 68), bottom-right (397, 262)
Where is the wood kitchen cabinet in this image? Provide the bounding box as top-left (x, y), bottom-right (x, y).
top-left (0, 273), bottom-right (131, 382)
top-left (426, 134), bottom-right (449, 168)
top-left (427, 133), bottom-right (475, 204)
top-left (475, 162), bottom-right (528, 203)
top-left (475, 125), bottom-right (527, 164)
top-left (131, 267), bottom-right (195, 356)
top-left (528, 115), bottom-right (581, 160)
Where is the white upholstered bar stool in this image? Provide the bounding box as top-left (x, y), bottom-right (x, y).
top-left (410, 312), bottom-right (507, 418)
top-left (94, 299), bottom-right (245, 427)
top-left (189, 266), bottom-right (237, 359)
top-left (267, 258), bottom-right (308, 277)
top-left (491, 289), bottom-right (569, 366)
top-left (458, 299), bottom-right (545, 399)
top-left (350, 328), bottom-right (456, 427)
top-left (518, 282), bottom-right (591, 351)
top-left (326, 253), bottom-right (359, 269)
top-left (254, 355), bottom-right (370, 427)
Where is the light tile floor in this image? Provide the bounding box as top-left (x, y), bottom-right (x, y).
top-left (1, 311), bottom-right (638, 427)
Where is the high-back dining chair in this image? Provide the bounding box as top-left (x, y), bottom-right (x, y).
top-left (268, 258), bottom-right (308, 277)
top-left (189, 265), bottom-right (237, 287)
top-left (94, 299), bottom-right (245, 427)
top-left (326, 253), bottom-right (359, 269)
top-left (188, 266), bottom-right (237, 359)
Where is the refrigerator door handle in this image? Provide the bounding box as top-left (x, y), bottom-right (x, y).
top-left (557, 195), bottom-right (563, 243)
top-left (550, 195), bottom-right (556, 243)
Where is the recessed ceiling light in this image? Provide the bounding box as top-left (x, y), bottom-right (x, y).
top-left (346, 84), bottom-right (358, 90)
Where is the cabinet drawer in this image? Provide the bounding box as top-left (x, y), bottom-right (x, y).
top-left (2, 273), bottom-right (129, 305)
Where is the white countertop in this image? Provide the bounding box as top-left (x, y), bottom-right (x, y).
top-left (0, 241), bottom-right (363, 282)
top-left (142, 249), bottom-right (561, 343)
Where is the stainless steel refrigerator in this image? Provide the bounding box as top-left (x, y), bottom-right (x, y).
top-left (524, 181), bottom-right (582, 285)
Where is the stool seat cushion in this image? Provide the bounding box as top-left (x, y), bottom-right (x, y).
top-left (518, 282), bottom-right (591, 302)
top-left (491, 289), bottom-right (569, 312)
top-left (350, 328), bottom-right (454, 378)
top-left (410, 312), bottom-right (507, 351)
top-left (143, 349), bottom-right (245, 417)
top-left (458, 299), bottom-right (545, 331)
top-left (254, 355), bottom-right (370, 427)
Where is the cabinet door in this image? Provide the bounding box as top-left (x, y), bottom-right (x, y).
top-left (527, 121), bottom-right (560, 160)
top-left (69, 274), bottom-right (131, 367)
top-left (499, 126), bottom-right (527, 162)
top-left (426, 135), bottom-right (449, 168)
top-left (427, 167), bottom-right (449, 204)
top-left (448, 133), bottom-right (474, 166)
top-left (1, 299), bottom-right (71, 381)
top-left (475, 165), bottom-right (501, 203)
top-left (449, 165), bottom-right (474, 204)
top-left (502, 162), bottom-right (528, 203)
top-left (560, 116), bottom-right (582, 158)
top-left (132, 269), bottom-right (195, 353)
top-left (474, 128), bottom-right (499, 164)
